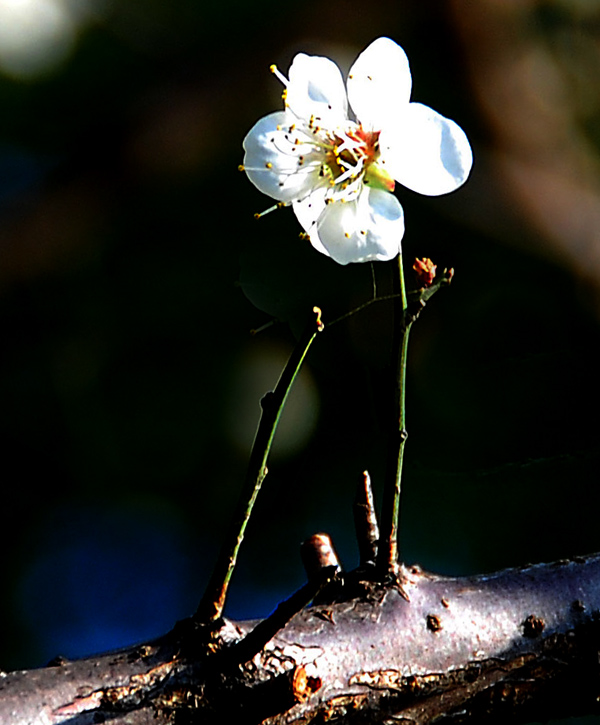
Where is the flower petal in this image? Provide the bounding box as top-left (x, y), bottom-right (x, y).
top-left (380, 102), bottom-right (473, 196)
top-left (288, 186), bottom-right (329, 255)
top-left (293, 187), bottom-right (404, 265)
top-left (243, 111), bottom-right (326, 203)
top-left (347, 37), bottom-right (412, 130)
top-left (286, 53), bottom-right (348, 124)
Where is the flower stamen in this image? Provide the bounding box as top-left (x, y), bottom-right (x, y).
top-left (254, 202), bottom-right (287, 219)
top-left (270, 64), bottom-right (288, 86)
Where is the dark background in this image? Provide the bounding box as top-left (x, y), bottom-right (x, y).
top-left (1, 7), bottom-right (600, 725)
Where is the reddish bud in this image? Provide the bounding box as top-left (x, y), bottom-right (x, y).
top-left (413, 258), bottom-right (437, 287)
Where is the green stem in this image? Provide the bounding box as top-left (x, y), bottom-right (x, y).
top-left (195, 307), bottom-right (324, 623)
top-left (377, 254), bottom-right (411, 577)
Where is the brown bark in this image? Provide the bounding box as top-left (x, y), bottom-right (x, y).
top-left (3, 553), bottom-right (600, 725)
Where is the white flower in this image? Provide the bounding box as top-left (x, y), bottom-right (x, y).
top-left (242, 37), bottom-right (473, 265)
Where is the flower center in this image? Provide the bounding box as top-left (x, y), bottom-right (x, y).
top-left (315, 122), bottom-right (395, 197)
top-left (325, 127), bottom-right (378, 179)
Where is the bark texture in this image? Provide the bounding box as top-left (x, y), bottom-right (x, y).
top-left (3, 554), bottom-right (600, 725)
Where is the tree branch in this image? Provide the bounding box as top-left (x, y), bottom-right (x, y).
top-left (4, 552), bottom-right (600, 724)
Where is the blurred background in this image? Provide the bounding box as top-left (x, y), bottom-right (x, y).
top-left (1, 3), bottom-right (600, 722)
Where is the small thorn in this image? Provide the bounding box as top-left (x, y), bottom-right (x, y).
top-left (354, 471), bottom-right (379, 567)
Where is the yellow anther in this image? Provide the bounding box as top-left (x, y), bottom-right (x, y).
top-left (265, 162), bottom-right (273, 169)
top-left (270, 64), bottom-right (277, 73)
top-left (238, 164), bottom-right (245, 171)
top-left (344, 232), bottom-right (350, 238)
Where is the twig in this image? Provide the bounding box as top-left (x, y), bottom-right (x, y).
top-left (228, 565), bottom-right (338, 665)
top-left (327, 292), bottom-right (402, 327)
top-left (377, 254), bottom-right (410, 578)
top-left (377, 263), bottom-right (454, 578)
top-left (195, 307), bottom-right (325, 622)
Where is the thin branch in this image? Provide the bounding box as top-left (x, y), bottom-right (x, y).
top-left (228, 565), bottom-right (338, 666)
top-left (327, 292), bottom-right (402, 327)
top-left (377, 261), bottom-right (454, 579)
top-left (195, 307), bottom-right (324, 623)
top-left (377, 254), bottom-right (410, 578)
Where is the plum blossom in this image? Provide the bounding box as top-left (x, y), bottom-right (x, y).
top-left (241, 37), bottom-right (473, 265)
